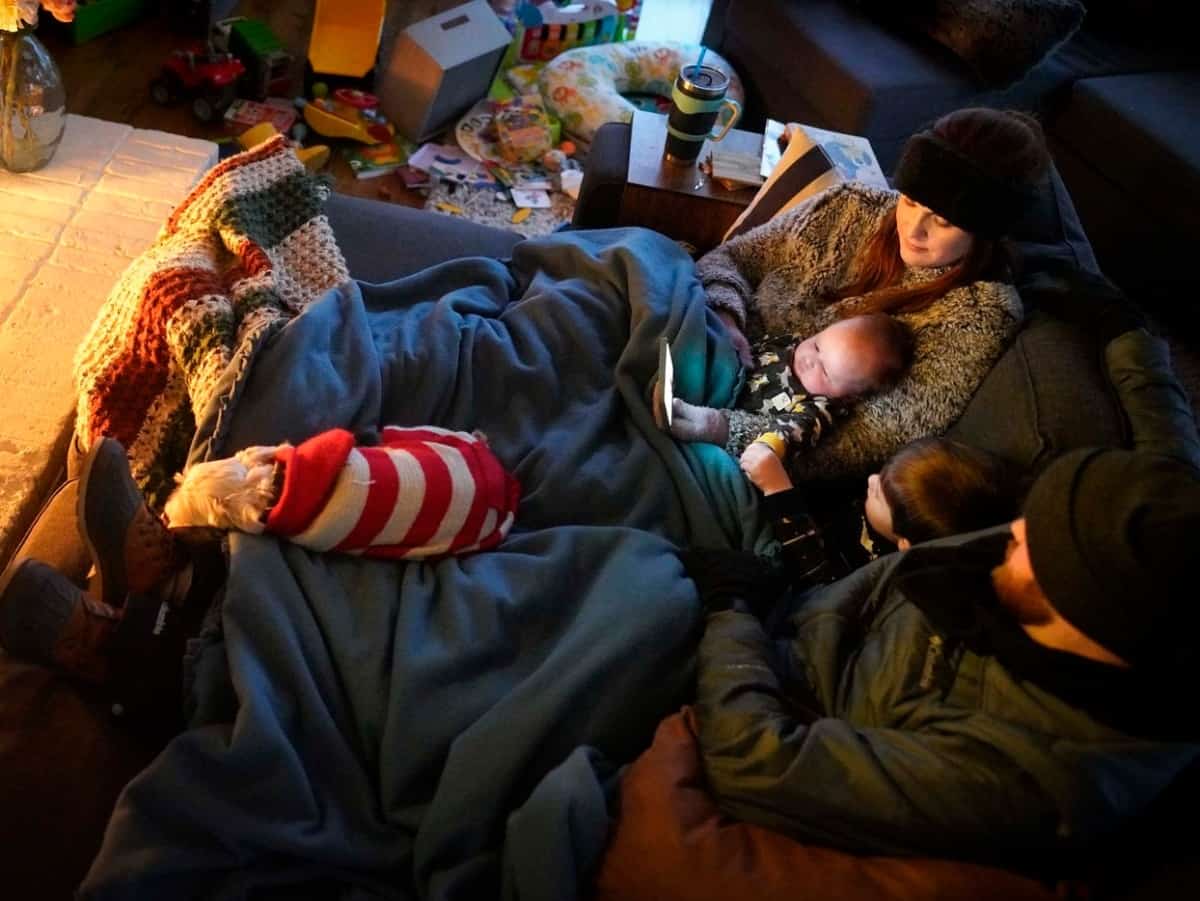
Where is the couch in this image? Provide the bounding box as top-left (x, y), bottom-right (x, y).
top-left (1, 180), bottom-right (1195, 899)
top-left (698, 0), bottom-right (1199, 331)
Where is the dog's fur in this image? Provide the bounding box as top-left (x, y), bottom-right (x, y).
top-left (163, 445), bottom-right (284, 533)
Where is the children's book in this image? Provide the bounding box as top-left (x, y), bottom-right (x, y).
top-left (783, 121), bottom-right (887, 190)
top-left (395, 165), bottom-right (432, 190)
top-left (725, 119), bottom-right (887, 241)
top-left (344, 137), bottom-right (415, 179)
top-left (408, 143), bottom-right (494, 188)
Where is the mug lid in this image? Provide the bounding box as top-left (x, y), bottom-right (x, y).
top-left (680, 64), bottom-right (729, 95)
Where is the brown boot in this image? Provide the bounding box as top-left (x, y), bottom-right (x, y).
top-left (76, 437), bottom-right (181, 608)
top-left (0, 559), bottom-right (119, 684)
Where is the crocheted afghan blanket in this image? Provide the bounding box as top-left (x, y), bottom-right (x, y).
top-left (73, 136), bottom-right (349, 505)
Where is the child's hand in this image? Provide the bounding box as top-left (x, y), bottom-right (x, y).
top-left (740, 442), bottom-right (793, 495)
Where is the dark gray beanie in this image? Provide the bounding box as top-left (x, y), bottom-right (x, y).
top-left (1023, 448), bottom-right (1200, 666)
top-left (893, 132), bottom-right (1034, 238)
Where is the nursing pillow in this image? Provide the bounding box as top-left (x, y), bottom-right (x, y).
top-left (539, 41), bottom-right (744, 143)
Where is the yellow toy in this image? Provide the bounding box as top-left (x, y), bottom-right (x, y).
top-left (302, 89), bottom-right (395, 145)
top-left (307, 0), bottom-right (386, 79)
top-left (238, 122), bottom-right (330, 172)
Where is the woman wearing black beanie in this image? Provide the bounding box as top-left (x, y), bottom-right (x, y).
top-left (694, 107), bottom-right (1051, 488)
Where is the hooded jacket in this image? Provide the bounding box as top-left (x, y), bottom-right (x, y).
top-left (695, 529), bottom-right (1200, 869)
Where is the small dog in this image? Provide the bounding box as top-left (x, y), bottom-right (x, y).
top-left (164, 444), bottom-right (284, 533)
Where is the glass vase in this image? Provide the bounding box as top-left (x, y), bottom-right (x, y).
top-left (0, 25), bottom-right (67, 173)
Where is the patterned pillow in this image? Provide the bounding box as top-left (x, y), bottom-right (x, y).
top-left (913, 0), bottom-right (1086, 86)
top-left (539, 41), bottom-right (743, 143)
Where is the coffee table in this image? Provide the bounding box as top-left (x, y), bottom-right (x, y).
top-left (0, 115), bottom-right (217, 565)
top-left (619, 110), bottom-right (763, 254)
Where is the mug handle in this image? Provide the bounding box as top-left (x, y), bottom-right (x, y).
top-left (709, 99), bottom-right (742, 142)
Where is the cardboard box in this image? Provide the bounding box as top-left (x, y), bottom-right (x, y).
top-left (377, 1), bottom-right (513, 142)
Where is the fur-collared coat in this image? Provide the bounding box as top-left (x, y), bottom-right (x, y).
top-left (697, 182), bottom-right (1023, 479)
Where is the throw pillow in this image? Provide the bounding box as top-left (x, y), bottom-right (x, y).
top-left (593, 707), bottom-right (1061, 901)
top-left (914, 0), bottom-right (1086, 87)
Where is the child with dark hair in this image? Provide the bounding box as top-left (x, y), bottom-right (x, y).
top-left (747, 435), bottom-right (1022, 591)
top-left (864, 437), bottom-right (1022, 550)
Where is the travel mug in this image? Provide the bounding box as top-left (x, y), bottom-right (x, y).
top-left (663, 64), bottom-right (742, 165)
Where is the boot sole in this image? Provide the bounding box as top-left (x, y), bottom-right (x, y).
top-left (76, 437), bottom-right (134, 608)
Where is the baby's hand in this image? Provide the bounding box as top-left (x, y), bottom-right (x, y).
top-left (740, 442), bottom-right (793, 495)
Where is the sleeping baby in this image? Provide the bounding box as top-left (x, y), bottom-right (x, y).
top-left (660, 312), bottom-right (914, 468)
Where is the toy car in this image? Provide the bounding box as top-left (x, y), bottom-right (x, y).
top-left (150, 43), bottom-right (247, 123)
top-left (214, 16), bottom-right (293, 100)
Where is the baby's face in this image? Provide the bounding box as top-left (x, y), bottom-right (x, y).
top-left (791, 319), bottom-right (886, 398)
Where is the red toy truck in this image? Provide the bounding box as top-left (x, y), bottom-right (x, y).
top-left (150, 43), bottom-right (247, 123)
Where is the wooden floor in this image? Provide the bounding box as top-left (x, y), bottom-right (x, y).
top-left (39, 0), bottom-right (711, 208)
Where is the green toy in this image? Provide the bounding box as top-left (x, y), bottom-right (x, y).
top-left (214, 17), bottom-right (293, 100)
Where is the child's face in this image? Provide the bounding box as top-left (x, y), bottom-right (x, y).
top-left (792, 319), bottom-right (887, 398)
top-left (865, 472), bottom-right (900, 544)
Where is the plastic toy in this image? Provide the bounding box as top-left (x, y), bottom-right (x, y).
top-left (237, 122), bottom-right (330, 172)
top-left (301, 88), bottom-right (394, 144)
top-left (490, 0), bottom-right (642, 100)
top-left (494, 95), bottom-right (554, 164)
top-left (307, 0), bottom-right (386, 80)
top-left (150, 43), bottom-right (247, 123)
top-left (215, 17), bottom-right (293, 100)
top-left (512, 1), bottom-right (640, 64)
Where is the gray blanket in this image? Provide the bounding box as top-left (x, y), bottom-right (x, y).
top-left (81, 227), bottom-right (769, 900)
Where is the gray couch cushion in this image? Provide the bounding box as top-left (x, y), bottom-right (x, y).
top-left (722, 0), bottom-right (978, 168)
top-left (950, 161), bottom-right (1126, 473)
top-left (1054, 71), bottom-right (1200, 233)
top-left (948, 311), bottom-right (1125, 472)
top-left (325, 192), bottom-right (522, 284)
top-left (708, 1), bottom-right (1196, 170)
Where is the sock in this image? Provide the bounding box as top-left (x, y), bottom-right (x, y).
top-left (669, 399), bottom-right (730, 445)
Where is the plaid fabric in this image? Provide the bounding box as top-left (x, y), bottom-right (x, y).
top-left (73, 136), bottom-right (349, 505)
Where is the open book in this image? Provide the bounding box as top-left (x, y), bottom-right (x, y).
top-left (724, 119), bottom-right (886, 241)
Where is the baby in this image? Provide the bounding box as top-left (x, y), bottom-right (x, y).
top-left (662, 313), bottom-right (914, 463)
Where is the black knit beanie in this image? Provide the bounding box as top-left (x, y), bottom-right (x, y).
top-left (1023, 448), bottom-right (1200, 666)
top-left (893, 131), bottom-right (1034, 238)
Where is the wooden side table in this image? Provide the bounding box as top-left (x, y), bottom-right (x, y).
top-left (619, 110), bottom-right (762, 254)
